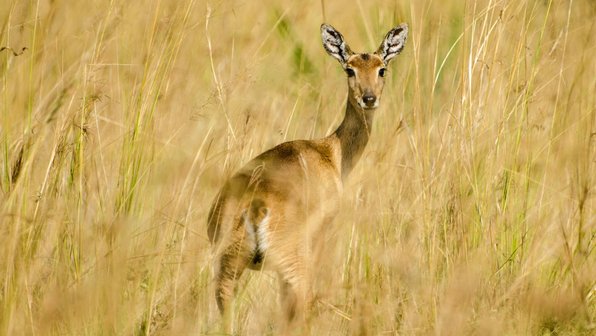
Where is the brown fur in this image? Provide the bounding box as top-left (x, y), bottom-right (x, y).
top-left (348, 54), bottom-right (384, 69)
top-left (345, 54), bottom-right (386, 110)
top-left (207, 23), bottom-right (408, 334)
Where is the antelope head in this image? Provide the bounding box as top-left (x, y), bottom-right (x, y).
top-left (321, 23), bottom-right (408, 109)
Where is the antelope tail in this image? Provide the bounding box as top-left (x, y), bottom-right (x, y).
top-left (241, 199), bottom-right (270, 265)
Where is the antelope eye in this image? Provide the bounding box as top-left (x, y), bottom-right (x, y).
top-left (345, 68), bottom-right (355, 77)
top-left (379, 68), bottom-right (387, 77)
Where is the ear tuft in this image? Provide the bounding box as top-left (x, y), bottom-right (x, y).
top-left (321, 24), bottom-right (352, 65)
top-left (377, 23), bottom-right (408, 64)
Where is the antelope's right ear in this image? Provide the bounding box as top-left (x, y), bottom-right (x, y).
top-left (377, 23), bottom-right (408, 65)
top-left (321, 24), bottom-right (353, 66)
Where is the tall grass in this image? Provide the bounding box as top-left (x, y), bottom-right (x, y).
top-left (0, 0), bottom-right (594, 334)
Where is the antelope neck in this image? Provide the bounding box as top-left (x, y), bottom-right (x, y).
top-left (331, 95), bottom-right (375, 180)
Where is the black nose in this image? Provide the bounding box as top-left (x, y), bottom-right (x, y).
top-left (363, 94), bottom-right (376, 107)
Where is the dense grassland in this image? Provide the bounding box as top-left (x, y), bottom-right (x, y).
top-left (1, 0), bottom-right (595, 334)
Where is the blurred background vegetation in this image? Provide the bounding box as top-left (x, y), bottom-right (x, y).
top-left (0, 0), bottom-right (594, 334)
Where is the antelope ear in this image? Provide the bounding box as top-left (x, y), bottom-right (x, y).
top-left (377, 23), bottom-right (408, 65)
top-left (321, 24), bottom-right (353, 65)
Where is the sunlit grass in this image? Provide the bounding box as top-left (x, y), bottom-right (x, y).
top-left (0, 0), bottom-right (594, 335)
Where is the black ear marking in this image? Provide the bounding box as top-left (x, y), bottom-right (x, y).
top-left (321, 23), bottom-right (353, 65)
top-left (377, 23), bottom-right (408, 64)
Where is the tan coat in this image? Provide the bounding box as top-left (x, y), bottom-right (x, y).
top-left (207, 22), bottom-right (408, 334)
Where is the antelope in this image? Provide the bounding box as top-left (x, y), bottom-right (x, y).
top-left (207, 23), bottom-right (408, 333)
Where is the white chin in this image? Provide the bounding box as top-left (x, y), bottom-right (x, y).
top-left (359, 101), bottom-right (378, 109)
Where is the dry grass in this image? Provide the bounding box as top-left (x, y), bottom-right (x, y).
top-left (1, 0), bottom-right (595, 335)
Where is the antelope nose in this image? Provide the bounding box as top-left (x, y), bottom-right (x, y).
top-left (363, 94), bottom-right (376, 107)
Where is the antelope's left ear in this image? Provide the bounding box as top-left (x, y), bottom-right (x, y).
top-left (321, 23), bottom-right (353, 66)
top-left (376, 23), bottom-right (408, 65)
